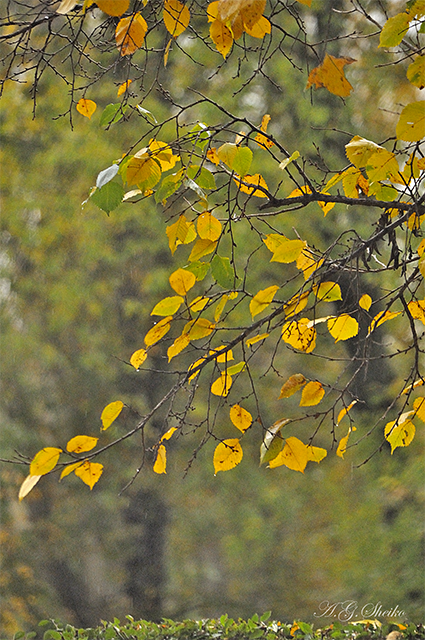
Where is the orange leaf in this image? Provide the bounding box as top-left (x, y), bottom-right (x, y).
top-left (97, 0), bottom-right (129, 16)
top-left (306, 53), bottom-right (356, 98)
top-left (115, 13), bottom-right (148, 56)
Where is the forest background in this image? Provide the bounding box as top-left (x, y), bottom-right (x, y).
top-left (0, 0), bottom-right (424, 635)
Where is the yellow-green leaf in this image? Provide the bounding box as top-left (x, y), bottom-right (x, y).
top-left (189, 296), bottom-right (210, 312)
top-left (30, 447), bottom-right (62, 476)
top-left (169, 268), bottom-right (196, 295)
top-left (327, 314), bottom-right (359, 342)
top-left (214, 294), bottom-right (228, 322)
top-left (278, 373), bottom-right (307, 398)
top-left (101, 400), bottom-right (124, 430)
top-left (151, 295), bottom-right (184, 316)
top-left (76, 98), bottom-right (97, 119)
top-left (396, 101), bottom-right (425, 142)
top-left (249, 285), bottom-right (279, 319)
top-left (144, 316), bottom-right (173, 346)
top-left (384, 417), bottom-right (415, 454)
top-left (163, 0), bottom-right (190, 37)
top-left (259, 418), bottom-right (290, 465)
top-left (226, 361), bottom-right (246, 375)
top-left (18, 475), bottom-right (42, 501)
top-left (299, 380), bottom-right (325, 406)
top-left (229, 404), bottom-right (252, 432)
top-left (213, 439), bottom-right (243, 473)
top-left (365, 148), bottom-right (400, 183)
top-left (270, 239), bottom-right (306, 263)
top-left (74, 460), bottom-right (104, 489)
top-left (379, 12), bottom-right (410, 48)
top-left (211, 372), bottom-right (233, 396)
top-left (66, 435), bottom-right (98, 454)
top-left (153, 444), bottom-right (167, 473)
top-left (407, 55), bottom-right (425, 89)
top-left (268, 436), bottom-right (308, 473)
top-left (166, 214), bottom-right (197, 254)
top-left (130, 347), bottom-right (148, 370)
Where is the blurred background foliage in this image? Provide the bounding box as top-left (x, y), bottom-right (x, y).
top-left (0, 0), bottom-right (424, 635)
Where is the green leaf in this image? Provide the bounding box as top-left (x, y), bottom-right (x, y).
top-left (91, 181), bottom-right (124, 214)
top-left (232, 147), bottom-right (253, 177)
top-left (99, 103), bottom-right (129, 127)
top-left (185, 261), bottom-right (210, 281)
top-left (211, 255), bottom-right (234, 289)
top-left (187, 165), bottom-right (216, 190)
top-left (260, 611), bottom-right (272, 622)
top-left (155, 173), bottom-right (183, 203)
top-left (190, 122), bottom-right (211, 149)
top-left (379, 12), bottom-right (410, 48)
top-left (44, 631), bottom-right (62, 640)
top-left (136, 104), bottom-right (157, 124)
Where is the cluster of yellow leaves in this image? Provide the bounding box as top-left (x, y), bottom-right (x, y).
top-left (207, 0), bottom-right (271, 58)
top-left (213, 405), bottom-right (252, 473)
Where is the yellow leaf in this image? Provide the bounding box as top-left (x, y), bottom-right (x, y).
top-left (188, 238), bottom-right (217, 262)
top-left (413, 397), bottom-right (425, 422)
top-left (66, 435), bottom-right (98, 454)
top-left (144, 316), bottom-right (173, 346)
top-left (167, 332), bottom-right (190, 361)
top-left (189, 296), bottom-right (210, 312)
top-left (130, 347), bottom-right (147, 370)
top-left (18, 475), bottom-right (42, 501)
top-left (284, 292), bottom-right (310, 318)
top-left (184, 318), bottom-right (215, 340)
top-left (233, 173), bottom-right (268, 197)
top-left (384, 418), bottom-right (416, 454)
top-left (296, 249), bottom-right (324, 280)
top-left (345, 136), bottom-right (382, 169)
top-left (60, 461), bottom-right (84, 480)
top-left (314, 281), bottom-right (342, 302)
top-left (230, 404), bottom-right (252, 432)
top-left (163, 0), bottom-right (190, 37)
top-left (255, 114), bottom-right (274, 148)
top-left (213, 439), bottom-right (243, 473)
top-left (359, 294), bottom-right (372, 311)
top-left (210, 19), bottom-right (233, 58)
top-left (269, 436), bottom-right (308, 473)
top-left (246, 332), bottom-right (269, 346)
top-left (296, 0), bottom-right (311, 5)
top-left (401, 379), bottom-right (424, 394)
top-left (115, 13), bottom-right (148, 55)
top-left (408, 299), bottom-right (425, 325)
top-left (263, 233), bottom-right (287, 253)
top-left (149, 139), bottom-right (180, 171)
top-left (327, 314), bottom-right (359, 342)
top-left (244, 14), bottom-right (271, 37)
top-left (278, 373), bottom-right (307, 399)
top-left (282, 318), bottom-right (317, 353)
top-left (151, 295), bottom-right (184, 316)
top-left (126, 154), bottom-right (162, 189)
top-left (367, 310), bottom-right (401, 335)
top-left (97, 0), bottom-right (130, 16)
top-left (74, 461), bottom-right (104, 489)
top-left (153, 444), bottom-right (167, 473)
top-left (76, 98), bottom-right (97, 119)
top-left (160, 427), bottom-right (178, 442)
top-left (336, 426), bottom-right (356, 458)
top-left (379, 12), bottom-right (410, 48)
top-left (306, 445), bottom-right (327, 463)
top-left (164, 38), bottom-right (172, 67)
top-left (211, 372), bottom-right (233, 396)
top-left (270, 239), bottom-right (307, 264)
top-left (249, 284), bottom-right (279, 319)
top-left (306, 53), bottom-right (356, 98)
top-left (337, 400), bottom-right (357, 424)
top-left (197, 212), bottom-right (222, 241)
top-left (365, 148), bottom-right (400, 183)
top-left (207, 147), bottom-right (221, 164)
top-left (117, 79), bottom-right (132, 96)
top-left (396, 101), bottom-right (425, 142)
top-left (30, 447), bottom-right (62, 476)
top-left (407, 55), bottom-right (425, 89)
top-left (101, 400), bottom-right (124, 430)
top-left (169, 268), bottom-right (196, 295)
top-left (214, 294), bottom-right (228, 322)
top-left (214, 347), bottom-right (234, 363)
top-left (166, 215), bottom-right (197, 255)
top-left (299, 380), bottom-right (325, 406)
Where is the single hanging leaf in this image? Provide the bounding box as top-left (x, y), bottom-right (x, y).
top-left (246, 333), bottom-right (269, 346)
top-left (197, 212), bottom-right (222, 241)
top-left (255, 114), bottom-right (274, 149)
top-left (225, 361), bottom-right (246, 376)
top-left (151, 295), bottom-right (184, 316)
top-left (130, 347), bottom-right (147, 370)
top-left (167, 332), bottom-right (190, 361)
top-left (268, 436), bottom-right (309, 473)
top-left (384, 417), bottom-right (416, 454)
top-left (396, 101), bottom-right (425, 142)
top-left (76, 98), bottom-right (97, 119)
top-left (306, 445), bottom-right (327, 463)
top-left (211, 255), bottom-right (234, 289)
top-left (160, 426), bottom-right (178, 442)
top-left (229, 404), bottom-right (252, 432)
top-left (163, 0), bottom-right (190, 37)
top-left (19, 475), bottom-right (42, 501)
top-left (407, 55), bottom-right (425, 89)
top-left (189, 296), bottom-right (209, 312)
top-left (169, 268), bottom-right (196, 295)
top-left (30, 447), bottom-right (62, 476)
top-left (99, 102), bottom-right (129, 127)
top-left (188, 238), bottom-right (217, 262)
top-left (101, 400), bottom-right (124, 430)
top-left (278, 373), bottom-right (307, 399)
top-left (299, 380), bottom-right (325, 407)
top-left (367, 310), bottom-right (401, 334)
top-left (359, 294), bottom-right (372, 311)
top-left (115, 13), bottom-right (148, 56)
top-left (327, 314), bottom-right (359, 342)
top-left (153, 444), bottom-right (167, 474)
top-left (379, 12), bottom-right (410, 48)
top-left (249, 285), bottom-right (279, 319)
top-left (306, 53), bottom-right (356, 98)
top-left (60, 461), bottom-right (84, 480)
top-left (74, 461), bottom-right (104, 489)
top-left (213, 439), bottom-right (243, 473)
top-left (408, 299), bottom-right (425, 325)
top-left (126, 154), bottom-right (162, 189)
top-left (91, 182), bottom-right (124, 214)
top-left (279, 150), bottom-right (300, 171)
top-left (413, 397), bottom-right (425, 422)
top-left (336, 426), bottom-right (356, 458)
top-left (337, 400), bottom-right (357, 424)
top-left (314, 281), bottom-right (342, 302)
top-left (96, 164), bottom-right (119, 189)
top-left (210, 19), bottom-right (233, 58)
top-left (184, 318), bottom-right (215, 340)
top-left (270, 239), bottom-right (306, 264)
top-left (117, 79), bottom-right (133, 96)
top-left (97, 0), bottom-right (130, 16)
top-left (144, 316), bottom-right (173, 347)
top-left (214, 294), bottom-right (229, 322)
top-left (211, 372), bottom-right (233, 396)
top-left (282, 318), bottom-right (317, 353)
top-left (66, 435), bottom-right (98, 454)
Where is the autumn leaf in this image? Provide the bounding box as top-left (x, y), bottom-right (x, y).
top-left (327, 314), bottom-right (359, 342)
top-left (117, 80), bottom-right (133, 98)
top-left (299, 380), bottom-right (325, 407)
top-left (268, 436), bottom-right (308, 473)
top-left (144, 316), bottom-right (173, 346)
top-left (19, 475), bottom-right (42, 501)
top-left (30, 447), bottom-right (62, 476)
top-left (213, 439), bottom-right (243, 473)
top-left (306, 445), bottom-right (327, 463)
top-left (167, 332), bottom-right (190, 361)
top-left (337, 400), bottom-right (357, 425)
top-left (336, 425), bottom-right (356, 458)
top-left (76, 98), bottom-right (97, 119)
top-left (60, 461), bottom-right (84, 480)
top-left (306, 53), bottom-right (356, 98)
top-left (115, 13), bottom-right (148, 56)
top-left (57, 0), bottom-right (79, 14)
top-left (408, 299), bottom-right (425, 325)
top-left (126, 153), bottom-right (162, 189)
top-left (149, 139), bottom-right (180, 171)
top-left (210, 19), bottom-right (233, 58)
top-left (396, 101), bottom-right (425, 142)
top-left (151, 295), bottom-right (184, 316)
top-left (211, 372), bottom-right (233, 396)
top-left (367, 310), bottom-right (401, 335)
top-left (359, 294), bottom-right (372, 311)
top-left (101, 400), bottom-right (124, 430)
top-left (188, 238), bottom-right (217, 262)
top-left (278, 373), bottom-right (307, 399)
top-left (66, 435), bottom-right (98, 454)
top-left (259, 418), bottom-right (290, 465)
top-left (97, 0), bottom-right (130, 16)
top-left (384, 414), bottom-right (416, 454)
top-left (249, 285), bottom-right (279, 319)
top-left (166, 215), bottom-right (197, 254)
top-left (153, 444), bottom-right (167, 474)
top-left (282, 318), bottom-right (317, 353)
top-left (233, 173), bottom-right (268, 197)
top-left (314, 281), bottom-right (342, 302)
top-left (269, 239), bottom-right (307, 264)
top-left (255, 114), bottom-right (274, 149)
top-left (197, 212), bottom-right (222, 241)
top-left (345, 136), bottom-right (382, 168)
top-left (163, 0), bottom-right (190, 37)
top-left (379, 12), bottom-right (410, 48)
top-left (169, 268), bottom-right (196, 295)
top-left (413, 397), bottom-right (425, 422)
top-left (407, 55), bottom-right (425, 89)
top-left (130, 347), bottom-right (147, 370)
top-left (229, 404), bottom-right (252, 432)
top-left (74, 460), bottom-right (104, 489)
top-left (246, 332), bottom-right (269, 346)
top-left (184, 318), bottom-right (215, 340)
